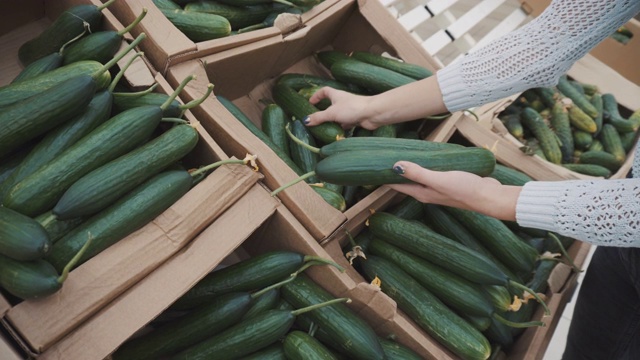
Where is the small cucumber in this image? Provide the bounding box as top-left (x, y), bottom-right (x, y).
top-left (160, 8), bottom-right (232, 42)
top-left (579, 150), bottom-right (622, 172)
top-left (562, 163), bottom-right (612, 178)
top-left (311, 186), bottom-right (346, 212)
top-left (289, 119), bottom-right (320, 183)
top-left (549, 102), bottom-right (574, 163)
top-left (600, 123), bottom-right (626, 163)
top-left (0, 207), bottom-right (51, 261)
top-left (556, 76), bottom-right (598, 118)
top-left (276, 73), bottom-right (360, 93)
top-left (330, 58), bottom-right (415, 94)
top-left (315, 50), bottom-right (350, 70)
top-left (520, 107), bottom-right (563, 164)
top-left (350, 51), bottom-right (432, 80)
top-left (261, 103), bottom-right (291, 156)
top-left (0, 255), bottom-right (62, 300)
top-left (184, 1), bottom-right (286, 30)
top-left (283, 330), bottom-right (339, 360)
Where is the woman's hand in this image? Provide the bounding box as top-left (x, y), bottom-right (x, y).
top-left (304, 87), bottom-right (380, 130)
top-left (387, 161), bottom-right (522, 221)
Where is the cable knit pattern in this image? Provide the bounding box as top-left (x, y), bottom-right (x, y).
top-left (437, 0), bottom-right (640, 112)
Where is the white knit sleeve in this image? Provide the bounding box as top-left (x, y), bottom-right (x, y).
top-left (437, 0), bottom-right (640, 112)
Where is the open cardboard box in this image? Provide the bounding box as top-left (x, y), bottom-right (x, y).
top-left (452, 53), bottom-right (640, 181)
top-left (103, 0), bottom-right (341, 74)
top-left (165, 0), bottom-right (448, 241)
top-left (0, 2), bottom-right (264, 355)
top-left (519, 0), bottom-right (640, 86)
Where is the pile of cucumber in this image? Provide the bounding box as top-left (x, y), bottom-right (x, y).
top-left (111, 250), bottom-right (424, 360)
top-left (343, 193), bottom-right (576, 360)
top-left (152, 0), bottom-right (325, 42)
top-left (610, 26), bottom-right (633, 44)
top-left (0, 3), bottom-right (237, 302)
top-left (500, 75), bottom-right (640, 178)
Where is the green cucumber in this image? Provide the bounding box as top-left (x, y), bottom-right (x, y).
top-left (378, 338), bottom-right (423, 360)
top-left (276, 73), bottom-right (360, 93)
top-left (556, 76), bottom-right (598, 118)
top-left (299, 86), bottom-right (331, 110)
top-left (0, 207), bottom-right (51, 261)
top-left (600, 123), bottom-right (626, 163)
top-left (564, 163), bottom-right (612, 178)
top-left (359, 255), bottom-right (491, 360)
top-left (590, 93), bottom-right (604, 136)
top-left (272, 83), bottom-right (345, 144)
top-left (568, 105), bottom-right (598, 133)
top-left (350, 51), bottom-right (432, 80)
top-left (283, 330), bottom-right (338, 360)
top-left (289, 119), bottom-right (320, 183)
top-left (241, 344), bottom-right (286, 360)
top-left (549, 102), bottom-right (574, 163)
top-left (488, 164), bottom-right (533, 186)
top-left (311, 186), bottom-right (346, 211)
top-left (579, 150), bottom-right (622, 172)
top-left (113, 90), bottom-right (183, 117)
top-left (159, 8), bottom-right (232, 42)
top-left (261, 103), bottom-right (291, 156)
top-left (281, 275), bottom-right (385, 360)
top-left (153, 0), bottom-right (182, 10)
top-left (241, 288), bottom-right (281, 320)
top-left (184, 1), bottom-right (287, 30)
top-left (315, 50), bottom-right (350, 71)
top-left (35, 211), bottom-right (85, 244)
top-left (573, 130), bottom-right (594, 151)
top-left (533, 87), bottom-right (560, 109)
top-left (502, 113), bottom-right (524, 140)
top-left (520, 107), bottom-right (562, 164)
top-left (18, 0), bottom-right (115, 65)
top-left (372, 124), bottom-right (397, 138)
top-left (0, 146), bottom-right (32, 188)
top-left (619, 131), bottom-right (638, 152)
top-left (330, 58), bottom-right (415, 94)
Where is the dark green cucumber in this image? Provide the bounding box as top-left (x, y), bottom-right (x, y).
top-left (241, 344), bottom-right (286, 360)
top-left (12, 53), bottom-right (63, 84)
top-left (46, 169), bottom-right (193, 272)
top-left (589, 139), bottom-right (605, 152)
top-left (359, 255), bottom-right (491, 360)
top-left (241, 288), bottom-right (281, 320)
top-left (299, 86), bottom-right (331, 110)
top-left (579, 150), bottom-right (622, 172)
top-left (573, 130), bottom-right (594, 151)
top-left (313, 147), bottom-right (495, 186)
top-left (388, 195), bottom-right (425, 220)
top-left (0, 146), bottom-right (32, 188)
top-left (488, 164), bottom-right (533, 186)
top-left (556, 76), bottom-right (598, 118)
top-left (590, 93), bottom-right (604, 136)
top-left (619, 130), bottom-right (638, 152)
top-left (113, 91), bottom-right (182, 117)
top-left (549, 101), bottom-right (574, 163)
top-left (602, 93), bottom-right (638, 133)
top-left (153, 0), bottom-right (182, 10)
top-left (112, 292), bottom-right (254, 360)
top-left (18, 0), bottom-right (114, 65)
top-left (236, 6), bottom-right (304, 33)
top-left (600, 123), bottom-right (626, 163)
top-left (272, 83), bottom-right (345, 144)
top-left (378, 338), bottom-right (423, 360)
top-left (311, 186), bottom-right (346, 212)
top-left (520, 107), bottom-right (562, 164)
top-left (53, 124), bottom-right (198, 220)
top-left (533, 87), bottom-right (560, 109)
top-left (35, 211), bottom-right (85, 244)
top-left (281, 275), bottom-right (385, 360)
top-left (283, 330), bottom-right (338, 360)
top-left (184, 1), bottom-right (286, 30)
top-left (171, 299), bottom-right (348, 360)
top-left (171, 251), bottom-right (326, 310)
top-left (276, 73), bottom-right (360, 93)
top-left (0, 90), bottom-right (113, 201)
top-left (372, 124), bottom-right (397, 138)
top-left (289, 119), bottom-right (320, 183)
top-left (0, 75), bottom-right (96, 159)
top-left (315, 50), bottom-right (350, 71)
top-left (350, 51), bottom-right (432, 80)
top-left (330, 58), bottom-right (415, 94)
top-left (261, 103), bottom-right (291, 156)
top-left (218, 95), bottom-right (304, 175)
top-left (0, 207), bottom-right (51, 261)
top-left (160, 8), bottom-right (232, 42)
top-left (445, 207), bottom-right (539, 275)
top-left (0, 255), bottom-right (61, 300)
top-left (62, 9), bottom-right (147, 65)
top-left (310, 136), bottom-right (462, 157)
top-left (502, 113), bottom-right (524, 140)
top-left (3, 105), bottom-right (162, 217)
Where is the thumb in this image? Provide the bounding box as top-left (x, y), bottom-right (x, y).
top-left (392, 161), bottom-right (439, 187)
top-left (304, 108), bottom-right (336, 127)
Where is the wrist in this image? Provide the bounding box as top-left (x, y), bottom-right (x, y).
top-left (474, 181), bottom-right (521, 221)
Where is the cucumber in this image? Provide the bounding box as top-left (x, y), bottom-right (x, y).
top-left (159, 8), bottom-right (232, 42)
top-left (299, 86), bottom-right (331, 110)
top-left (53, 124), bottom-right (199, 220)
top-left (563, 163), bottom-right (611, 178)
top-left (556, 76), bottom-right (598, 118)
top-left (520, 107), bottom-right (562, 164)
top-left (589, 139), bottom-right (604, 152)
top-left (113, 91), bottom-right (182, 117)
top-left (350, 51), bottom-right (432, 80)
top-left (12, 53), bottom-right (63, 84)
top-left (241, 344), bottom-right (286, 360)
top-left (533, 87), bottom-right (560, 109)
top-left (18, 0), bottom-right (114, 65)
top-left (0, 207), bottom-right (51, 261)
top-left (272, 83), bottom-right (345, 144)
top-left (153, 0), bottom-right (182, 10)
top-left (330, 58), bottom-right (415, 94)
top-left (315, 50), bottom-right (350, 71)
top-left (311, 186), bottom-right (346, 211)
top-left (619, 131), bottom-right (638, 152)
top-left (0, 256), bottom-right (62, 300)
top-left (281, 275), bottom-right (385, 360)
top-left (0, 146), bottom-right (32, 188)
top-left (289, 119), bottom-right (320, 183)
top-left (590, 93), bottom-right (604, 136)
top-left (488, 164), bottom-right (533, 186)
top-left (372, 124), bottom-right (397, 138)
top-left (276, 73), bottom-right (360, 93)
top-left (184, 1), bottom-right (286, 30)
top-left (600, 123), bottom-right (626, 163)
top-left (378, 338), bottom-right (423, 360)
top-left (301, 136), bottom-right (462, 157)
top-left (579, 150), bottom-right (622, 172)
top-left (568, 104), bottom-right (597, 133)
top-left (359, 255), bottom-right (491, 360)
top-left (35, 211), bottom-right (85, 244)
top-left (573, 130), bottom-right (594, 151)
top-left (502, 113), bottom-right (524, 140)
top-left (241, 288), bottom-right (281, 320)
top-left (283, 330), bottom-right (339, 360)
top-left (261, 103), bottom-right (291, 156)
top-left (549, 101), bottom-right (574, 163)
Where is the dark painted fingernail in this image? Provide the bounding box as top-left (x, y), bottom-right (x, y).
top-left (303, 116), bottom-right (310, 125)
top-left (393, 165), bottom-right (404, 175)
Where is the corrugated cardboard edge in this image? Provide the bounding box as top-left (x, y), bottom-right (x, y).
top-left (0, 331), bottom-right (23, 360)
top-left (38, 185), bottom-right (280, 360)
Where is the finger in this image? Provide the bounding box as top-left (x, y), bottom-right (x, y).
top-left (309, 86), bottom-right (335, 105)
top-left (304, 108), bottom-right (336, 126)
top-left (392, 161), bottom-right (440, 187)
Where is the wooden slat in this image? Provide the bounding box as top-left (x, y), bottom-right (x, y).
top-left (397, 5), bottom-right (432, 31)
top-left (473, 7), bottom-right (529, 49)
top-left (447, 0), bottom-right (507, 38)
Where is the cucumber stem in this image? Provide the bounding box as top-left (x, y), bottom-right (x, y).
top-left (465, 109), bottom-right (480, 121)
top-left (112, 83), bottom-right (158, 97)
top-left (286, 122), bottom-right (321, 154)
top-left (303, 255), bottom-right (345, 273)
top-left (161, 74), bottom-right (195, 111)
top-left (59, 23), bottom-right (89, 55)
top-left (178, 83), bottom-right (214, 114)
top-left (97, 0), bottom-right (116, 11)
top-left (290, 298), bottom-right (351, 316)
top-left (509, 280), bottom-right (551, 316)
top-left (548, 232), bottom-right (582, 273)
top-left (161, 118), bottom-right (189, 125)
top-left (424, 113), bottom-right (451, 120)
top-left (57, 233), bottom-right (94, 284)
top-left (109, 52), bottom-right (144, 93)
top-left (93, 32), bottom-right (146, 80)
top-left (251, 274), bottom-right (298, 299)
top-left (188, 158), bottom-right (250, 178)
top-left (117, 8), bottom-right (147, 37)
top-left (270, 171), bottom-right (317, 196)
top-left (493, 313), bottom-right (545, 328)
top-left (237, 23), bottom-right (267, 34)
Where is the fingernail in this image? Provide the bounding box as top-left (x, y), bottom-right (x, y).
top-left (392, 165), bottom-right (404, 175)
top-left (303, 116), bottom-right (310, 125)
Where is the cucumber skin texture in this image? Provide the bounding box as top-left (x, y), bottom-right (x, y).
top-left (579, 150), bottom-right (622, 172)
top-left (160, 9), bottom-right (231, 42)
top-left (171, 251), bottom-right (307, 310)
top-left (0, 75), bottom-right (97, 159)
top-left (315, 50), bottom-right (350, 70)
top-left (0, 207), bottom-right (51, 261)
top-left (276, 73), bottom-right (359, 93)
top-left (556, 76), bottom-right (598, 118)
top-left (153, 0), bottom-right (182, 10)
top-left (283, 330), bottom-right (338, 360)
top-left (53, 124), bottom-right (199, 220)
top-left (330, 58), bottom-right (415, 94)
top-left (261, 103), bottom-right (291, 157)
top-left (241, 344), bottom-right (286, 360)
top-left (289, 119), bottom-right (320, 183)
top-left (62, 31), bottom-right (122, 65)
top-left (0, 61), bottom-right (110, 108)
top-left (350, 51), bottom-right (432, 80)
top-left (18, 4), bottom-right (104, 66)
top-left (0, 254), bottom-right (61, 300)
top-left (281, 275), bottom-right (386, 360)
top-left (112, 292), bottom-right (253, 360)
top-left (0, 90), bottom-right (113, 201)
top-left (568, 105), bottom-right (598, 133)
top-left (113, 92), bottom-right (182, 118)
top-left (359, 255), bottom-right (491, 360)
top-left (46, 169), bottom-right (193, 273)
top-left (368, 212), bottom-right (509, 286)
top-left (315, 148), bottom-right (496, 186)
top-left (0, 147), bottom-right (32, 189)
top-left (520, 107), bottom-right (562, 164)
top-left (11, 52), bottom-right (63, 84)
top-left (590, 93), bottom-right (604, 136)
top-left (241, 288), bottom-right (280, 320)
top-left (318, 136), bottom-right (462, 157)
top-left (35, 212), bottom-right (85, 244)
top-left (312, 186), bottom-right (346, 212)
top-left (562, 163), bottom-right (611, 178)
top-left (549, 102), bottom-right (574, 163)
top-left (3, 106), bottom-right (162, 217)
top-left (600, 124), bottom-right (626, 163)
top-left (172, 309), bottom-right (296, 360)
top-left (378, 338), bottom-right (423, 360)
top-left (184, 1), bottom-right (279, 30)
top-left (489, 164), bottom-right (533, 186)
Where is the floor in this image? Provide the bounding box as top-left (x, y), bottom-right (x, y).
top-left (542, 245), bottom-right (597, 360)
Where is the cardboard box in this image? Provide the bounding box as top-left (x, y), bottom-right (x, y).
top-left (104, 0), bottom-right (341, 74)
top-left (0, 331), bottom-right (23, 360)
top-left (0, 1), bottom-right (263, 355)
top-left (165, 0), bottom-right (446, 240)
top-left (453, 54), bottom-right (640, 181)
top-left (519, 0), bottom-right (640, 86)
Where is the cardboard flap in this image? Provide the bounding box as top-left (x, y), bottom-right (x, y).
top-left (547, 262), bottom-right (572, 294)
top-left (346, 282), bottom-right (397, 329)
top-left (274, 13), bottom-right (303, 35)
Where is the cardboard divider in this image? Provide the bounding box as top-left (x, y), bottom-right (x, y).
top-left (104, 0), bottom-right (341, 74)
top-left (166, 0), bottom-right (446, 241)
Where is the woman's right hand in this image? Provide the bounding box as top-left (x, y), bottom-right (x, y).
top-left (304, 87), bottom-right (381, 130)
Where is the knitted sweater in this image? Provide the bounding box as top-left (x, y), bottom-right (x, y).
top-left (437, 0), bottom-right (640, 246)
